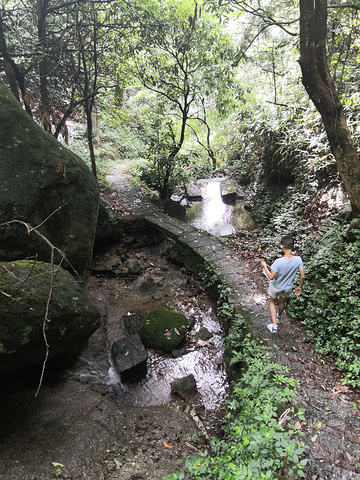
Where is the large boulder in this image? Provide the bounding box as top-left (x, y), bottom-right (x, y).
top-left (0, 80), bottom-right (99, 280)
top-left (0, 260), bottom-right (101, 376)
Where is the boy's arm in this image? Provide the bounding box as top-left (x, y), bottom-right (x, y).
top-left (295, 268), bottom-right (305, 296)
top-left (260, 261), bottom-right (277, 280)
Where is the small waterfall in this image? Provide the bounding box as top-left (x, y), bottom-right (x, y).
top-left (186, 179), bottom-right (236, 236)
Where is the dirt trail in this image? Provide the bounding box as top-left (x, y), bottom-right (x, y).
top-left (246, 262), bottom-right (360, 479)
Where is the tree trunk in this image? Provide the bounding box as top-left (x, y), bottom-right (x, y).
top-left (85, 100), bottom-right (97, 177)
top-left (37, 0), bottom-right (52, 132)
top-left (298, 0), bottom-right (360, 217)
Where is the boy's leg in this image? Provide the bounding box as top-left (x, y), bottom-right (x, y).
top-left (269, 296), bottom-right (277, 325)
top-left (278, 295), bottom-right (286, 318)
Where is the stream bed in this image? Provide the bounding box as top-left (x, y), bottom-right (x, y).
top-left (83, 236), bottom-right (228, 414)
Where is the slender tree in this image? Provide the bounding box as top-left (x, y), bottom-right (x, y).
top-left (130, 0), bottom-right (234, 198)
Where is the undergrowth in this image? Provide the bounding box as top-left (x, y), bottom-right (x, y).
top-left (165, 279), bottom-right (308, 480)
top-left (288, 219), bottom-right (360, 387)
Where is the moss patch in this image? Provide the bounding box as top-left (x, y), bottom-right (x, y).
top-left (139, 307), bottom-right (189, 353)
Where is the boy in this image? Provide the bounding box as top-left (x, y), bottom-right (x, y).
top-left (260, 235), bottom-right (305, 333)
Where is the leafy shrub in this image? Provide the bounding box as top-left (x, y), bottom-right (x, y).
top-left (288, 220), bottom-right (360, 386)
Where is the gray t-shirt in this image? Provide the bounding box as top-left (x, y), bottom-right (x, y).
top-left (270, 256), bottom-right (303, 291)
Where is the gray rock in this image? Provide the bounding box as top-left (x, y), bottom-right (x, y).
top-left (188, 315), bottom-right (196, 329)
top-left (220, 178), bottom-right (236, 198)
top-left (198, 327), bottom-right (213, 341)
top-left (138, 280), bottom-right (157, 294)
top-left (0, 260), bottom-right (100, 376)
top-left (126, 258), bottom-right (143, 275)
top-left (171, 374), bottom-right (198, 401)
top-left (123, 313), bottom-right (146, 335)
top-left (0, 80), bottom-right (99, 281)
top-left (185, 181), bottom-right (202, 200)
top-left (172, 347), bottom-right (193, 358)
top-left (214, 357), bottom-right (224, 365)
top-left (112, 334), bottom-right (147, 383)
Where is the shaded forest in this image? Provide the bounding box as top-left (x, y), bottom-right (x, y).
top-left (1, 0), bottom-right (360, 478)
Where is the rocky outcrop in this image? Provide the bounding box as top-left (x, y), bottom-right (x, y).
top-left (0, 260), bottom-right (100, 376)
top-left (0, 80), bottom-right (99, 280)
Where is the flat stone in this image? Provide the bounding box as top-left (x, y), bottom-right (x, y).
top-left (185, 181), bottom-right (202, 200)
top-left (220, 178), bottom-right (237, 198)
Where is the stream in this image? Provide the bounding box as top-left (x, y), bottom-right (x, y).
top-left (184, 178), bottom-right (256, 236)
top-left (79, 177), bottom-right (256, 413)
top-left (82, 237), bottom-right (228, 414)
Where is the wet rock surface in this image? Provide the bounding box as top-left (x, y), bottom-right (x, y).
top-left (0, 237), bottom-right (225, 480)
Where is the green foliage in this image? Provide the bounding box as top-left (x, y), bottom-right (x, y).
top-left (165, 307), bottom-right (307, 479)
top-left (288, 220), bottom-right (360, 387)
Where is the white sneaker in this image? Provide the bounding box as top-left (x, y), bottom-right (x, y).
top-left (267, 323), bottom-right (277, 333)
top-left (276, 313), bottom-right (281, 324)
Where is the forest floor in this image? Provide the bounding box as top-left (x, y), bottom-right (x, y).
top-left (0, 169), bottom-right (359, 480)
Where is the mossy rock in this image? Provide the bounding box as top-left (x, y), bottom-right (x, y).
top-left (0, 79), bottom-right (99, 280)
top-left (0, 260), bottom-right (100, 376)
top-left (139, 307), bottom-right (189, 353)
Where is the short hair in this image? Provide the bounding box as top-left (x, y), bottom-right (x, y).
top-left (281, 235), bottom-right (294, 250)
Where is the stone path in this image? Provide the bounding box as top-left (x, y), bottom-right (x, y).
top-left (108, 164), bottom-right (360, 480)
top-left (107, 164), bottom-right (252, 314)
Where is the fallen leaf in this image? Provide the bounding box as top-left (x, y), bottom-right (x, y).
top-left (320, 385), bottom-right (326, 391)
top-left (294, 421), bottom-right (302, 430)
top-left (163, 441), bottom-right (173, 448)
top-left (346, 452), bottom-right (353, 463)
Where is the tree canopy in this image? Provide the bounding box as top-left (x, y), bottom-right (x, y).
top-left (2, 0), bottom-right (360, 211)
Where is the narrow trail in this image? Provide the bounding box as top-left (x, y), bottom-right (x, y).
top-left (105, 165), bottom-right (360, 480)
